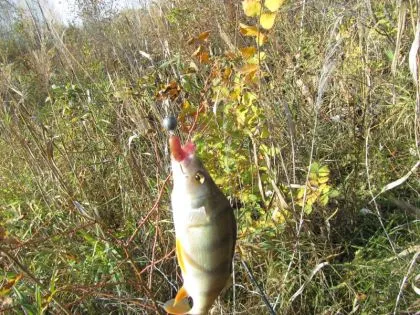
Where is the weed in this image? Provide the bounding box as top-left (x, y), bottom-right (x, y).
top-left (0, 0), bottom-right (419, 314)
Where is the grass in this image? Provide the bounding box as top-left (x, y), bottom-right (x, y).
top-left (0, 0), bottom-right (419, 314)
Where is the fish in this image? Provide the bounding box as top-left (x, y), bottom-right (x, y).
top-left (163, 135), bottom-right (237, 315)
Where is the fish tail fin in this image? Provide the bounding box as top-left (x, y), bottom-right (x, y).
top-left (163, 297), bottom-right (191, 314)
top-left (163, 286), bottom-right (191, 314)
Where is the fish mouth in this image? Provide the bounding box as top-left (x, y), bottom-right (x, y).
top-left (169, 135), bottom-right (196, 162)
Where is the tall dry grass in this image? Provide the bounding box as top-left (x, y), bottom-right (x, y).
top-left (0, 0), bottom-right (419, 314)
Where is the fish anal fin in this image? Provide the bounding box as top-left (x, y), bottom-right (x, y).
top-left (174, 286), bottom-right (189, 304)
top-left (163, 297), bottom-right (191, 314)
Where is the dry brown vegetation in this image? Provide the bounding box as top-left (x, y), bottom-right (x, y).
top-left (0, 0), bottom-right (419, 314)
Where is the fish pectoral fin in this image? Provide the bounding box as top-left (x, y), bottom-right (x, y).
top-left (163, 297), bottom-right (191, 314)
top-left (174, 286), bottom-right (189, 304)
top-left (187, 206), bottom-right (210, 225)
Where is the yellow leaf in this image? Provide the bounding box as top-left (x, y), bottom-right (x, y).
top-left (319, 183), bottom-right (330, 193)
top-left (222, 67), bottom-right (233, 80)
top-left (182, 100), bottom-right (191, 109)
top-left (240, 46), bottom-right (257, 59)
top-left (243, 91), bottom-right (257, 104)
top-left (307, 194), bottom-right (317, 205)
top-left (198, 51), bottom-right (210, 64)
top-left (318, 176), bottom-right (329, 184)
top-left (215, 177), bottom-right (224, 185)
top-left (242, 0), bottom-right (262, 17)
top-left (318, 165), bottom-right (330, 177)
top-left (229, 88), bottom-right (240, 101)
top-left (264, 0), bottom-right (285, 12)
top-left (256, 32), bottom-right (268, 46)
top-left (272, 208), bottom-right (289, 223)
top-left (197, 30), bottom-right (210, 41)
top-left (297, 188), bottom-right (305, 199)
top-left (239, 23), bottom-right (260, 36)
top-left (238, 63), bottom-right (259, 75)
top-left (239, 22), bottom-right (269, 46)
top-left (0, 274), bottom-right (23, 297)
top-left (309, 172), bottom-right (318, 180)
top-left (248, 51), bottom-right (266, 64)
top-left (245, 72), bottom-right (259, 83)
top-left (309, 179), bottom-right (318, 187)
top-left (260, 12), bottom-right (276, 30)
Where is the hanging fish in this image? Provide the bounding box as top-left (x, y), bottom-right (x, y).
top-left (163, 135), bottom-right (237, 315)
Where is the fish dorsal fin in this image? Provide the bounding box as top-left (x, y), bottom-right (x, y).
top-left (163, 296), bottom-right (191, 314)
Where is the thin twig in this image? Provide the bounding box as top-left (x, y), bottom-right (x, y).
top-left (126, 174), bottom-right (170, 245)
top-left (364, 127), bottom-right (397, 255)
top-left (0, 248), bottom-right (71, 315)
top-left (283, 16), bottom-right (343, 307)
top-left (123, 247), bottom-right (165, 315)
top-left (240, 259), bottom-right (276, 315)
top-left (393, 252), bottom-right (419, 315)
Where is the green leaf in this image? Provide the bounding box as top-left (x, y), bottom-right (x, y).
top-left (318, 165), bottom-right (330, 177)
top-left (310, 162), bottom-right (320, 173)
top-left (319, 194), bottom-right (329, 205)
top-left (304, 204), bottom-right (313, 215)
top-left (329, 189), bottom-right (340, 198)
top-left (260, 127), bottom-right (269, 139)
top-left (385, 49), bottom-right (394, 61)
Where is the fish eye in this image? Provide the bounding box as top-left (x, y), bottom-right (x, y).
top-left (194, 172), bottom-right (205, 184)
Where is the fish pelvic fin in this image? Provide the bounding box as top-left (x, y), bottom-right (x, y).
top-left (163, 286), bottom-right (190, 314)
top-left (163, 296), bottom-right (191, 314)
top-left (174, 285), bottom-right (189, 304)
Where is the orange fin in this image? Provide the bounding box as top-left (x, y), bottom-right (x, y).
top-left (174, 286), bottom-right (189, 304)
top-left (163, 297), bottom-right (191, 314)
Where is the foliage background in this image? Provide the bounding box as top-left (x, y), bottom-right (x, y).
top-left (0, 0), bottom-right (419, 314)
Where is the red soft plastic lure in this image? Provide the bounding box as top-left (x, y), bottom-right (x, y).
top-left (169, 135), bottom-right (196, 162)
